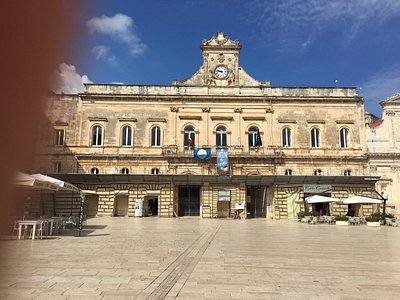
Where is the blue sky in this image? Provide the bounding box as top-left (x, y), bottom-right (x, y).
top-left (54, 0), bottom-right (400, 118)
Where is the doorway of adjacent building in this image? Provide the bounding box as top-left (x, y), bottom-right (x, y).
top-left (178, 186), bottom-right (200, 216)
top-left (148, 197), bottom-right (158, 216)
top-left (246, 186), bottom-right (266, 218)
top-left (84, 194), bottom-right (99, 217)
top-left (114, 195), bottom-right (129, 216)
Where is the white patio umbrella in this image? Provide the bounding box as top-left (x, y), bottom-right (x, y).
top-left (305, 195), bottom-right (341, 204)
top-left (296, 195), bottom-right (341, 204)
top-left (14, 172), bottom-right (59, 191)
top-left (30, 173), bottom-right (80, 193)
top-left (341, 195), bottom-right (382, 204)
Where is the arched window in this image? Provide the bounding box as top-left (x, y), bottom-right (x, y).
top-left (344, 169), bottom-right (351, 176)
top-left (91, 167), bottom-right (99, 174)
top-left (216, 126), bottom-right (227, 147)
top-left (340, 128), bottom-right (350, 148)
top-left (311, 128), bottom-right (320, 148)
top-left (282, 127), bottom-right (292, 147)
top-left (314, 169), bottom-right (322, 176)
top-left (121, 168), bottom-right (129, 174)
top-left (151, 168), bottom-right (159, 175)
top-left (248, 126), bottom-right (259, 148)
top-left (121, 126), bottom-right (132, 146)
top-left (184, 125), bottom-right (195, 148)
top-left (151, 126), bottom-right (161, 147)
top-left (285, 169), bottom-right (293, 176)
top-left (91, 125), bottom-right (103, 146)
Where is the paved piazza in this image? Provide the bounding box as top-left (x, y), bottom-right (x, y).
top-left (0, 217), bottom-right (399, 299)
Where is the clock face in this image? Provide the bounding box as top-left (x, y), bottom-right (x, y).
top-left (214, 65), bottom-right (228, 79)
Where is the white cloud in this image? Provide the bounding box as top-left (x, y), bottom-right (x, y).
top-left (92, 45), bottom-right (110, 60)
top-left (246, 0), bottom-right (400, 49)
top-left (52, 63), bottom-right (92, 94)
top-left (360, 65), bottom-right (400, 114)
top-left (87, 14), bottom-right (147, 56)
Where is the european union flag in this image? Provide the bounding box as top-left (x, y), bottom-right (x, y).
top-left (193, 147), bottom-right (211, 160)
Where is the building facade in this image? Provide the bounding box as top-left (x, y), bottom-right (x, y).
top-left (34, 32), bottom-right (379, 219)
top-left (366, 94), bottom-right (400, 215)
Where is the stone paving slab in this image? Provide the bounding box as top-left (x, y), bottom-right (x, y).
top-left (0, 217), bottom-right (399, 299)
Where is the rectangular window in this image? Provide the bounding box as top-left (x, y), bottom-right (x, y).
top-left (54, 162), bottom-right (61, 173)
top-left (55, 129), bottom-right (65, 146)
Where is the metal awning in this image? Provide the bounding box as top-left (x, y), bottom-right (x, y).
top-left (51, 174), bottom-right (380, 186)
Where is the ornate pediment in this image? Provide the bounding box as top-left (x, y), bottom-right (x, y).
top-left (173, 32), bottom-right (269, 88)
top-left (200, 32), bottom-right (241, 50)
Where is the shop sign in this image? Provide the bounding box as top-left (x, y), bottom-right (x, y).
top-left (303, 184), bottom-right (332, 193)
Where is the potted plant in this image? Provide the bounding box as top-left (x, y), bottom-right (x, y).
top-left (335, 215), bottom-right (349, 226)
top-left (366, 214), bottom-right (381, 227)
top-left (382, 213), bottom-right (395, 226)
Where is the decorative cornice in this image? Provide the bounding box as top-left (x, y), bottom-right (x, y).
top-left (307, 120), bottom-right (325, 124)
top-left (210, 116), bottom-right (234, 121)
top-left (278, 120), bottom-right (296, 123)
top-left (53, 122), bottom-right (68, 126)
top-left (242, 116), bottom-right (265, 121)
top-left (386, 110), bottom-right (396, 116)
top-left (118, 118), bottom-right (137, 122)
top-left (336, 120), bottom-right (354, 124)
top-left (147, 118), bottom-right (166, 122)
top-left (179, 116), bottom-right (202, 120)
top-left (265, 107), bottom-right (274, 113)
top-left (88, 117), bottom-right (108, 122)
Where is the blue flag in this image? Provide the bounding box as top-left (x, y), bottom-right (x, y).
top-left (193, 147), bottom-right (211, 160)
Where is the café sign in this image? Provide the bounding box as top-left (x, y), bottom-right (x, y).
top-left (303, 184), bottom-right (332, 193)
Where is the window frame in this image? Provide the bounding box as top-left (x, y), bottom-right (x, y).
top-left (55, 129), bottom-right (65, 146)
top-left (151, 168), bottom-right (159, 175)
top-left (339, 128), bottom-right (350, 148)
top-left (151, 126), bottom-right (162, 147)
top-left (344, 169), bottom-right (351, 176)
top-left (121, 167), bottom-right (129, 174)
top-left (310, 127), bottom-right (320, 148)
top-left (91, 125), bottom-right (103, 146)
top-left (313, 169), bottom-right (322, 176)
top-left (91, 167), bottom-right (99, 174)
top-left (216, 125), bottom-right (227, 147)
top-left (121, 125), bottom-right (133, 147)
top-left (183, 125), bottom-right (195, 148)
top-left (54, 162), bottom-right (62, 173)
top-left (282, 127), bottom-right (292, 148)
top-left (248, 126), bottom-right (259, 148)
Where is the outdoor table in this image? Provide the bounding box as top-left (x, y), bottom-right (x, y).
top-left (17, 220), bottom-right (44, 240)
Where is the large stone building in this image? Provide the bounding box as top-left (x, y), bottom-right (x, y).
top-left (366, 93), bottom-right (400, 215)
top-left (33, 32), bottom-right (381, 219)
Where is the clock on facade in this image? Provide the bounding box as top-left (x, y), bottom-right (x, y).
top-left (214, 65), bottom-right (228, 79)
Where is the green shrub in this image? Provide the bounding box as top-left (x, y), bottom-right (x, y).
top-left (382, 213), bottom-right (395, 219)
top-left (366, 215), bottom-right (381, 222)
top-left (297, 211), bottom-right (307, 218)
top-left (334, 215), bottom-right (349, 221)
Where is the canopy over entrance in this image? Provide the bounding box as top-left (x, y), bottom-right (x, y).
top-left (52, 174), bottom-right (380, 186)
